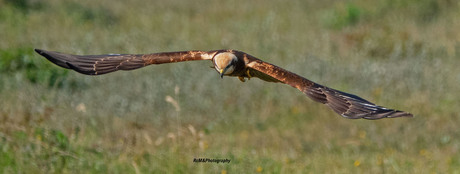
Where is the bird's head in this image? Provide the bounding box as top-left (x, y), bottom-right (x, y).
top-left (213, 52), bottom-right (238, 78)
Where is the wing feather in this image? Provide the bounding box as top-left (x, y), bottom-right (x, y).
top-left (248, 69), bottom-right (281, 82)
top-left (34, 49), bottom-right (214, 75)
top-left (244, 54), bottom-right (413, 120)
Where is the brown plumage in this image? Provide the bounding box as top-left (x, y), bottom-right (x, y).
top-left (35, 49), bottom-right (413, 120)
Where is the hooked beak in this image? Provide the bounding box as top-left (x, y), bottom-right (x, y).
top-left (219, 69), bottom-right (224, 78)
top-left (219, 65), bottom-right (232, 79)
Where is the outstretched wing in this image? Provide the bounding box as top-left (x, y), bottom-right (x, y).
top-left (244, 54), bottom-right (412, 120)
top-left (35, 49), bottom-right (216, 75)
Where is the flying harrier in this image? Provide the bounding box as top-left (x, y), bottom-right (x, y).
top-left (34, 49), bottom-right (412, 120)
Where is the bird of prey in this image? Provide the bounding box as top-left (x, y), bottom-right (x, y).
top-left (34, 49), bottom-right (413, 120)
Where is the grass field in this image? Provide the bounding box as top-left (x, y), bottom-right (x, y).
top-left (1, 0), bottom-right (460, 173)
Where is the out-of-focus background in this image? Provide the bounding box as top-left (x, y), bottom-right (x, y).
top-left (1, 0), bottom-right (459, 173)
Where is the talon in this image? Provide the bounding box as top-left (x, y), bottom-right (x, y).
top-left (238, 76), bottom-right (246, 82)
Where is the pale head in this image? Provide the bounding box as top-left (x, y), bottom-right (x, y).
top-left (213, 52), bottom-right (238, 78)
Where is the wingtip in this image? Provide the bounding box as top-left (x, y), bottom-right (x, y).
top-left (34, 48), bottom-right (43, 54)
top-left (34, 48), bottom-right (48, 56)
top-left (34, 48), bottom-right (52, 59)
top-left (34, 48), bottom-right (75, 69)
top-left (392, 111), bottom-right (414, 118)
top-left (362, 110), bottom-right (414, 120)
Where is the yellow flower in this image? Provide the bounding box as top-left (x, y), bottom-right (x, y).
top-left (256, 166), bottom-right (263, 173)
top-left (354, 160), bottom-right (361, 167)
top-left (199, 140), bottom-right (209, 150)
top-left (419, 149), bottom-right (431, 158)
top-left (419, 149), bottom-right (427, 156)
top-left (221, 169), bottom-right (227, 174)
top-left (283, 157), bottom-right (290, 164)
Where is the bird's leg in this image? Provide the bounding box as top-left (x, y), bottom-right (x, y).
top-left (238, 76), bottom-right (246, 82)
top-left (246, 69), bottom-right (252, 80)
top-left (238, 69), bottom-right (253, 82)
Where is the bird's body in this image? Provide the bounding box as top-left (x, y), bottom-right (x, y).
top-left (35, 48), bottom-right (413, 120)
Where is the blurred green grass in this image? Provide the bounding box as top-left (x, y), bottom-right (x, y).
top-left (1, 0), bottom-right (459, 173)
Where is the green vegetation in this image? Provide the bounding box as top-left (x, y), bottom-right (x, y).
top-left (1, 0), bottom-right (459, 173)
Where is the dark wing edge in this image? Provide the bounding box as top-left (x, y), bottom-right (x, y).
top-left (244, 54), bottom-right (413, 120)
top-left (34, 49), bottom-right (214, 75)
